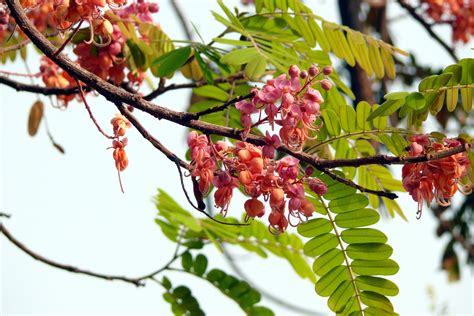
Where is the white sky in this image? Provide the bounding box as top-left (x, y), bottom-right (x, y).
top-left (1, 1), bottom-right (473, 315)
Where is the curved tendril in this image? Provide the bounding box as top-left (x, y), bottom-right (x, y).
top-left (458, 184), bottom-right (473, 195)
top-left (244, 214), bottom-right (251, 223)
top-left (288, 212), bottom-right (302, 227)
top-left (93, 34), bottom-right (112, 47)
top-left (268, 224), bottom-right (282, 236)
top-left (84, 19), bottom-right (94, 44)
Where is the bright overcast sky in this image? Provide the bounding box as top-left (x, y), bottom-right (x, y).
top-left (1, 1), bottom-right (473, 315)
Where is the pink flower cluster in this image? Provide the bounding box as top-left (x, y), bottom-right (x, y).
top-left (187, 131), bottom-right (328, 233)
top-left (73, 24), bottom-right (130, 85)
top-left (236, 64), bottom-right (332, 151)
top-left (116, 0), bottom-right (159, 23)
top-left (402, 135), bottom-right (471, 218)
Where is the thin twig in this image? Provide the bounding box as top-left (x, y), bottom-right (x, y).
top-left (170, 0), bottom-right (193, 41)
top-left (76, 81), bottom-right (114, 139)
top-left (396, 0), bottom-right (458, 61)
top-left (0, 222), bottom-right (145, 286)
top-left (0, 75), bottom-right (85, 95)
top-left (191, 92), bottom-right (254, 118)
top-left (143, 72), bottom-right (245, 101)
top-left (52, 19), bottom-right (83, 57)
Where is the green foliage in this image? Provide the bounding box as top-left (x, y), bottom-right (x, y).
top-left (307, 100), bottom-right (408, 219)
top-left (297, 172), bottom-right (399, 314)
top-left (161, 278), bottom-right (206, 316)
top-left (178, 252), bottom-right (274, 315)
top-left (250, 0), bottom-right (406, 78)
top-left (368, 58), bottom-right (474, 127)
top-left (154, 190), bottom-right (315, 283)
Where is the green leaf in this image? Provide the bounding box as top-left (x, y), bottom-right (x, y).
top-left (380, 46), bottom-right (396, 79)
top-left (367, 99), bottom-right (405, 121)
top-left (418, 75), bottom-right (437, 92)
top-left (356, 101), bottom-right (371, 130)
top-left (383, 92), bottom-right (408, 100)
top-left (341, 228), bottom-right (388, 244)
top-left (221, 47), bottom-right (258, 65)
top-left (406, 92), bottom-right (425, 110)
top-left (460, 87), bottom-right (473, 112)
top-left (329, 194), bottom-right (369, 213)
top-left (127, 40), bottom-right (147, 70)
top-left (312, 248), bottom-right (345, 276)
top-left (193, 50), bottom-right (213, 84)
top-left (315, 265), bottom-right (350, 297)
top-left (213, 38), bottom-right (253, 46)
top-left (446, 87), bottom-right (459, 112)
top-left (346, 243), bottom-right (393, 261)
top-left (356, 276), bottom-right (399, 296)
top-left (363, 306), bottom-right (398, 316)
top-left (193, 254), bottom-right (208, 276)
top-left (304, 233), bottom-right (339, 257)
top-left (371, 104), bottom-right (388, 130)
top-left (339, 105), bottom-right (357, 132)
top-left (295, 15), bottom-right (316, 47)
top-left (335, 209), bottom-right (380, 228)
top-left (321, 109), bottom-right (341, 136)
top-left (351, 259), bottom-right (399, 276)
top-left (328, 280), bottom-right (355, 313)
top-left (360, 291), bottom-right (394, 312)
top-left (162, 276), bottom-right (172, 290)
top-left (324, 183), bottom-right (357, 200)
top-left (309, 19), bottom-right (330, 51)
top-left (248, 306), bottom-right (275, 316)
top-left (193, 86), bottom-right (229, 102)
top-left (207, 269), bottom-right (226, 283)
top-left (367, 38), bottom-right (384, 78)
top-left (181, 252), bottom-right (193, 271)
top-left (245, 55), bottom-right (267, 80)
top-left (152, 46), bottom-right (191, 77)
top-left (298, 218), bottom-right (332, 237)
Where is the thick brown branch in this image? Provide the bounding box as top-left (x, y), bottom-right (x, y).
top-left (0, 222), bottom-right (145, 286)
top-left (396, 0), bottom-right (458, 62)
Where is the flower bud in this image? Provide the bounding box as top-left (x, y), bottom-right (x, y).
top-left (323, 65), bottom-right (333, 75)
top-left (299, 70), bottom-right (308, 79)
top-left (244, 198), bottom-right (265, 218)
top-left (321, 79), bottom-right (332, 91)
top-left (289, 64), bottom-right (300, 78)
top-left (308, 65), bottom-right (319, 77)
top-left (307, 178), bottom-right (328, 195)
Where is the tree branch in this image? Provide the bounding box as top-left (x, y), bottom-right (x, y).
top-left (396, 0), bottom-right (458, 62)
top-left (8, 0), bottom-right (469, 201)
top-left (0, 222), bottom-right (145, 286)
top-left (114, 102), bottom-right (189, 169)
top-left (314, 142), bottom-right (472, 169)
top-left (0, 74), bottom-right (82, 95)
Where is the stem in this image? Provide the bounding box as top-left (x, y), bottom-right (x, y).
top-left (319, 197), bottom-right (364, 314)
